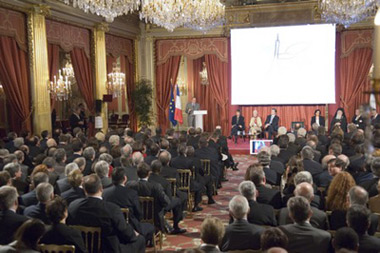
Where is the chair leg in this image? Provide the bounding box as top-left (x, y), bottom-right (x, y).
top-left (153, 232), bottom-right (157, 253)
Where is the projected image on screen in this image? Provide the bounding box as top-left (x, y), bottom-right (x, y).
top-left (231, 24), bottom-right (336, 105)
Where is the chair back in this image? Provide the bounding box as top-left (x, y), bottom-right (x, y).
top-left (177, 169), bottom-right (192, 193)
top-left (121, 114), bottom-right (129, 123)
top-left (200, 159), bottom-right (211, 176)
top-left (39, 244), bottom-right (75, 253)
top-left (139, 196), bottom-right (155, 225)
top-left (110, 114), bottom-right (119, 122)
top-left (120, 207), bottom-right (130, 224)
top-left (69, 225), bottom-right (101, 253)
top-left (167, 178), bottom-right (177, 197)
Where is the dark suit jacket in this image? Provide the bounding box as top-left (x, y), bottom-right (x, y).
top-left (69, 113), bottom-right (81, 130)
top-left (144, 155), bottom-right (157, 166)
top-left (20, 190), bottom-right (38, 207)
top-left (330, 210), bottom-right (378, 235)
top-left (103, 184), bottom-right (142, 233)
top-left (256, 185), bottom-right (282, 209)
top-left (372, 114), bottom-right (380, 126)
top-left (270, 160), bottom-right (285, 175)
top-left (149, 173), bottom-right (173, 200)
top-left (101, 177), bottom-right (113, 189)
top-left (311, 116), bottom-right (325, 127)
top-left (220, 219), bottom-right (263, 251)
top-left (67, 197), bottom-right (141, 252)
top-left (278, 149), bottom-right (294, 164)
top-left (24, 202), bottom-right (50, 224)
top-left (263, 167), bottom-right (280, 186)
top-left (264, 115), bottom-right (279, 131)
top-left (199, 245), bottom-right (221, 253)
top-left (57, 177), bottom-right (71, 193)
top-left (123, 166), bottom-right (138, 182)
top-left (40, 223), bottom-right (87, 253)
top-left (360, 177), bottom-right (379, 197)
top-left (187, 136), bottom-right (199, 149)
top-left (231, 115), bottom-right (245, 130)
top-left (358, 233), bottom-right (380, 253)
top-left (66, 153), bottom-right (82, 164)
top-left (61, 187), bottom-right (86, 205)
top-left (160, 165), bottom-right (179, 181)
top-left (0, 210), bottom-right (29, 245)
top-left (195, 147), bottom-right (220, 179)
top-left (303, 159), bottom-right (323, 177)
top-left (247, 199), bottom-right (277, 226)
top-left (280, 222), bottom-right (331, 253)
top-left (171, 155), bottom-right (193, 170)
top-left (278, 206), bottom-right (328, 230)
top-left (352, 115), bottom-right (365, 130)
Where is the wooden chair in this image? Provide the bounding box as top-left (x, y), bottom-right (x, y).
top-left (120, 207), bottom-right (130, 224)
top-left (200, 159), bottom-right (216, 195)
top-left (177, 169), bottom-right (194, 211)
top-left (108, 114), bottom-right (119, 128)
top-left (167, 178), bottom-right (177, 197)
top-left (139, 196), bottom-right (163, 252)
top-left (39, 244), bottom-right (75, 253)
top-left (69, 225), bottom-right (101, 253)
top-left (118, 114), bottom-right (129, 128)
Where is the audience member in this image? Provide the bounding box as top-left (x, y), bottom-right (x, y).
top-left (23, 182), bottom-right (54, 224)
top-left (199, 217), bottom-right (224, 253)
top-left (260, 227), bottom-right (288, 251)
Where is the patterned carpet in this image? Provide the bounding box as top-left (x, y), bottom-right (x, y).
top-left (148, 155), bottom-right (255, 252)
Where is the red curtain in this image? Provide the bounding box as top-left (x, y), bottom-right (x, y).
top-left (48, 43), bottom-right (60, 111)
top-left (205, 54), bottom-right (230, 135)
top-left (156, 55), bottom-right (181, 132)
top-left (70, 47), bottom-right (95, 114)
top-left (0, 36), bottom-right (31, 133)
top-left (123, 55), bottom-right (137, 132)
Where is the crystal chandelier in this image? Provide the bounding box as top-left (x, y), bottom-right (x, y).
top-left (319, 0), bottom-right (380, 27)
top-left (184, 0), bottom-right (225, 31)
top-left (62, 0), bottom-right (140, 22)
top-left (48, 68), bottom-right (73, 101)
top-left (107, 62), bottom-right (126, 98)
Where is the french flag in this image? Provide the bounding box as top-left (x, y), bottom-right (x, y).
top-left (174, 84), bottom-right (183, 125)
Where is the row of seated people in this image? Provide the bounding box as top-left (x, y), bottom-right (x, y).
top-left (0, 125), bottom-right (236, 252)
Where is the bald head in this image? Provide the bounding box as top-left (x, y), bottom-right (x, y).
top-left (46, 138), bottom-right (57, 148)
top-left (337, 154), bottom-right (350, 169)
top-left (158, 150), bottom-right (171, 166)
top-left (267, 248), bottom-right (288, 253)
top-left (348, 186), bottom-right (368, 206)
top-left (294, 182), bottom-right (314, 202)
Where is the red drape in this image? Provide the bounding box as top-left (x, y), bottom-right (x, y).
top-left (48, 43), bottom-right (60, 112)
top-left (156, 55), bottom-right (181, 132)
top-left (0, 36), bottom-right (31, 133)
top-left (122, 55), bottom-right (137, 132)
top-left (70, 47), bottom-right (95, 114)
top-left (205, 54), bottom-right (230, 135)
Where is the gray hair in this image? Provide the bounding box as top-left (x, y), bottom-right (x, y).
top-left (0, 186), bottom-right (18, 210)
top-left (229, 195), bottom-right (249, 219)
top-left (287, 196), bottom-right (310, 223)
top-left (13, 137), bottom-right (24, 149)
top-left (121, 144), bottom-right (132, 157)
top-left (301, 146), bottom-right (314, 160)
top-left (294, 182), bottom-right (314, 202)
top-left (74, 157), bottom-right (86, 169)
top-left (277, 126), bottom-right (287, 136)
top-left (99, 153), bottom-right (113, 165)
top-left (239, 180), bottom-right (256, 200)
top-left (83, 147), bottom-right (95, 160)
top-left (0, 149), bottom-right (9, 158)
top-left (36, 183), bottom-right (54, 203)
top-left (294, 171), bottom-right (313, 185)
top-left (287, 133), bottom-right (296, 143)
top-left (270, 145), bottom-right (280, 157)
top-left (109, 135), bottom-right (120, 147)
top-left (132, 152), bottom-right (144, 165)
top-left (348, 186), bottom-right (368, 206)
top-left (94, 160), bottom-right (109, 178)
top-left (3, 163), bottom-right (21, 178)
top-left (54, 148), bottom-right (66, 163)
top-left (65, 163), bottom-right (79, 176)
top-left (371, 157), bottom-right (380, 177)
top-left (297, 128), bottom-right (307, 138)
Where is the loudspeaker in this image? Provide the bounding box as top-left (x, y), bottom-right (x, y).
top-left (103, 94), bottom-right (113, 103)
top-left (95, 99), bottom-right (102, 113)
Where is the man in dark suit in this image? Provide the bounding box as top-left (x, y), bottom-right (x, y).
top-left (94, 160), bottom-right (113, 189)
top-left (0, 186), bottom-right (29, 245)
top-left (103, 167), bottom-right (154, 244)
top-left (301, 146), bottom-right (323, 179)
top-left (278, 182), bottom-right (328, 230)
top-left (66, 139), bottom-right (83, 164)
top-left (57, 163), bottom-right (80, 193)
top-left (67, 174), bottom-right (146, 252)
top-left (277, 135), bottom-right (294, 164)
top-left (257, 150), bottom-right (280, 186)
top-left (264, 108), bottom-right (280, 139)
top-left (21, 172), bottom-right (49, 207)
top-left (360, 157), bottom-right (380, 197)
top-left (249, 166), bottom-right (282, 209)
top-left (239, 180), bottom-right (277, 226)
top-left (144, 143), bottom-right (159, 166)
top-left (128, 162), bottom-right (186, 234)
top-left (24, 182), bottom-right (54, 224)
top-left (69, 106), bottom-right (84, 132)
top-left (3, 162), bottom-right (28, 195)
top-left (371, 108), bottom-right (380, 127)
top-left (220, 195), bottom-right (263, 251)
top-left (279, 196), bottom-right (331, 253)
top-left (230, 109), bottom-right (245, 144)
top-left (347, 205), bottom-right (380, 253)
top-left (186, 127), bottom-right (199, 150)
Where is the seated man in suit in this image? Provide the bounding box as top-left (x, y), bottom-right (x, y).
top-left (220, 195), bottom-right (263, 251)
top-left (61, 169), bottom-right (85, 205)
top-left (40, 197), bottom-right (86, 253)
top-left (57, 163), bottom-right (79, 194)
top-left (94, 160), bottom-right (113, 189)
top-left (103, 167), bottom-right (154, 243)
top-left (264, 108), bottom-right (280, 139)
top-left (247, 164), bottom-right (282, 209)
top-left (21, 172), bottom-right (49, 207)
top-left (278, 182), bottom-right (328, 230)
top-left (239, 180), bottom-right (277, 226)
top-left (257, 150), bottom-right (280, 186)
top-left (199, 217), bottom-right (225, 253)
top-left (301, 146), bottom-right (323, 179)
top-left (347, 204), bottom-right (380, 253)
top-left (333, 227), bottom-right (359, 253)
top-left (67, 174), bottom-right (146, 252)
top-left (0, 186), bottom-right (29, 245)
top-left (230, 109), bottom-right (245, 144)
top-left (279, 196), bottom-right (331, 253)
top-left (24, 182), bottom-right (54, 224)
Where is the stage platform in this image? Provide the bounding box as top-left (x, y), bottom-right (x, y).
top-left (227, 138), bottom-right (251, 155)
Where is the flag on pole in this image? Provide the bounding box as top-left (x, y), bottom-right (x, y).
top-left (174, 84), bottom-right (183, 124)
top-left (169, 84), bottom-right (177, 126)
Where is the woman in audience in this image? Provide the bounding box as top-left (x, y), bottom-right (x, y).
top-left (0, 219), bottom-right (45, 253)
top-left (330, 108), bottom-right (348, 132)
top-left (260, 227), bottom-right (288, 251)
top-left (281, 155), bottom-right (304, 195)
top-left (244, 163), bottom-right (263, 181)
top-left (249, 110), bottom-right (262, 139)
top-left (61, 169), bottom-right (85, 205)
top-left (369, 180), bottom-right (380, 213)
top-left (40, 197), bottom-right (86, 253)
top-left (326, 171), bottom-right (356, 230)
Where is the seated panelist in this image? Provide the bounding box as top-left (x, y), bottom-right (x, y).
top-left (311, 109), bottom-right (325, 127)
top-left (249, 110), bottom-right (262, 139)
top-left (231, 110), bottom-right (245, 143)
top-left (264, 108), bottom-right (279, 139)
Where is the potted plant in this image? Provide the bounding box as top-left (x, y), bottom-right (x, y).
top-left (132, 79), bottom-right (153, 127)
